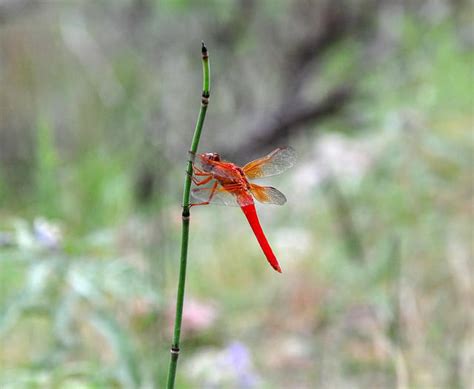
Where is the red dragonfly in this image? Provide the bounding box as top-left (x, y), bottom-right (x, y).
top-left (190, 147), bottom-right (296, 273)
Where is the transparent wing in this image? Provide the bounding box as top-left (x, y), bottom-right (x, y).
top-left (249, 183), bottom-right (287, 205)
top-left (191, 180), bottom-right (253, 207)
top-left (243, 147), bottom-right (296, 179)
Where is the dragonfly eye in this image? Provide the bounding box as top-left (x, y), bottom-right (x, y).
top-left (198, 152), bottom-right (221, 172)
top-left (204, 152), bottom-right (221, 162)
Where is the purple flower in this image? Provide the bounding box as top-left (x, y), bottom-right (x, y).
top-left (33, 217), bottom-right (62, 249)
top-left (225, 342), bottom-right (258, 388)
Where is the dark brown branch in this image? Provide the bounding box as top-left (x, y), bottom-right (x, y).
top-left (221, 2), bottom-right (377, 162)
top-left (214, 0), bottom-right (256, 48)
top-left (224, 85), bottom-right (353, 162)
top-left (285, 4), bottom-right (353, 93)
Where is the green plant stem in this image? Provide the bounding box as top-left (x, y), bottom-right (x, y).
top-left (166, 42), bottom-right (210, 389)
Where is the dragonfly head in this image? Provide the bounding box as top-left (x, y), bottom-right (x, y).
top-left (199, 152), bottom-right (221, 172)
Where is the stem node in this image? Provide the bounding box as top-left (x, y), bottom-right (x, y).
top-left (201, 91), bottom-right (210, 105)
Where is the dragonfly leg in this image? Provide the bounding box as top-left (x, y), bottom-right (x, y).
top-left (189, 181), bottom-right (218, 207)
top-left (192, 175), bottom-right (213, 186)
top-left (186, 167), bottom-right (203, 178)
top-left (189, 167), bottom-right (213, 185)
top-left (192, 166), bottom-right (209, 176)
top-left (186, 166), bottom-right (213, 185)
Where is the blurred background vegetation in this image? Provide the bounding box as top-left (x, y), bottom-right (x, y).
top-left (0, 0), bottom-right (472, 388)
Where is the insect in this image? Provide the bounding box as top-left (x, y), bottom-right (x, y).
top-left (190, 147), bottom-right (296, 273)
